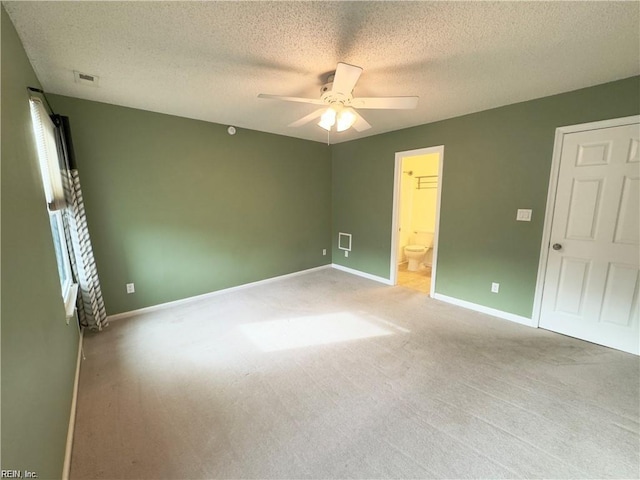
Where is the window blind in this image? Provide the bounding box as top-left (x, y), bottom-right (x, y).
top-left (29, 97), bottom-right (66, 211)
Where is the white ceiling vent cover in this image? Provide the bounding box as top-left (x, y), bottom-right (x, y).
top-left (73, 70), bottom-right (99, 87)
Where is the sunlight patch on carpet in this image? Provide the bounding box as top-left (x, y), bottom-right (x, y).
top-left (239, 312), bottom-right (394, 352)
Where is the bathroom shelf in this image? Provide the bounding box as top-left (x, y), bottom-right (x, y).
top-left (416, 175), bottom-right (438, 190)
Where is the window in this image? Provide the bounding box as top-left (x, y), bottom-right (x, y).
top-left (48, 210), bottom-right (72, 297)
top-left (29, 97), bottom-right (73, 301)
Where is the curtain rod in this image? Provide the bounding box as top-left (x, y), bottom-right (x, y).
top-left (27, 86), bottom-right (57, 116)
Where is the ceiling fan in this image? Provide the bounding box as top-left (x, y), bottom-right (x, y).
top-left (258, 62), bottom-right (418, 134)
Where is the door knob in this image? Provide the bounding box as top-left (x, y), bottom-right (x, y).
top-left (552, 243), bottom-right (562, 251)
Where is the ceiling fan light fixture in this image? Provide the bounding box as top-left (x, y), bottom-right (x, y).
top-left (318, 107), bottom-right (337, 131)
top-left (336, 108), bottom-right (357, 132)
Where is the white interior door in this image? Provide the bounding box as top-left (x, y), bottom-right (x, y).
top-left (540, 122), bottom-right (640, 354)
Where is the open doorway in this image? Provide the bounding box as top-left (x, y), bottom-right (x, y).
top-left (390, 146), bottom-right (444, 296)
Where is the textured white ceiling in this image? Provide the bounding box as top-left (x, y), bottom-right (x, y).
top-left (5, 1), bottom-right (639, 144)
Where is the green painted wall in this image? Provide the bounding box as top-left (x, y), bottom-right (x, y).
top-left (1, 7), bottom-right (79, 478)
top-left (332, 76), bottom-right (640, 318)
top-left (48, 95), bottom-right (332, 315)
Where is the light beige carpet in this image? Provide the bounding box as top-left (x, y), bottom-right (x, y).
top-left (71, 268), bottom-right (639, 479)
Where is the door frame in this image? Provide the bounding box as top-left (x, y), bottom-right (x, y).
top-left (390, 145), bottom-right (445, 296)
top-left (532, 115), bottom-right (640, 327)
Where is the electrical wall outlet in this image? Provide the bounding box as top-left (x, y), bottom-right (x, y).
top-left (345, 250), bottom-right (349, 258)
top-left (323, 249), bottom-right (327, 256)
top-left (126, 283), bottom-right (135, 294)
top-left (491, 282), bottom-right (500, 293)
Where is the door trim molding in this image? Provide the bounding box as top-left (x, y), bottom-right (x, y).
top-left (390, 145), bottom-right (445, 296)
top-left (532, 115), bottom-right (640, 327)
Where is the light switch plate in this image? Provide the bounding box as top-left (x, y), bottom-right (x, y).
top-left (516, 209), bottom-right (532, 221)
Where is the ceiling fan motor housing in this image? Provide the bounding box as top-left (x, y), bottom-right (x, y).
top-left (320, 81), bottom-right (333, 94)
top-left (321, 82), bottom-right (351, 106)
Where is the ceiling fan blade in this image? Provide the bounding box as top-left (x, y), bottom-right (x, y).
top-left (351, 96), bottom-right (419, 109)
top-left (352, 112), bottom-right (371, 132)
top-left (288, 108), bottom-right (326, 127)
top-left (258, 93), bottom-right (324, 105)
top-left (332, 62), bottom-right (363, 95)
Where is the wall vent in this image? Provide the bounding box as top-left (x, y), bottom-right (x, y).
top-left (73, 70), bottom-right (100, 87)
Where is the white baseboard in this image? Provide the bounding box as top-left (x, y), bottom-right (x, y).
top-left (107, 264), bottom-right (332, 322)
top-left (432, 293), bottom-right (535, 327)
top-left (331, 264), bottom-right (393, 285)
top-left (107, 265), bottom-right (533, 330)
top-left (63, 328), bottom-right (83, 480)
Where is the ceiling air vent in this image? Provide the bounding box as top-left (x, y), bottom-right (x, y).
top-left (73, 70), bottom-right (100, 87)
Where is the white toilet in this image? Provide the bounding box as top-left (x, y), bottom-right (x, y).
top-left (404, 231), bottom-right (434, 271)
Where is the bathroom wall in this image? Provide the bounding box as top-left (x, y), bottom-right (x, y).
top-left (407, 153), bottom-right (439, 233)
top-left (398, 170), bottom-right (413, 261)
top-left (398, 153), bottom-right (439, 262)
